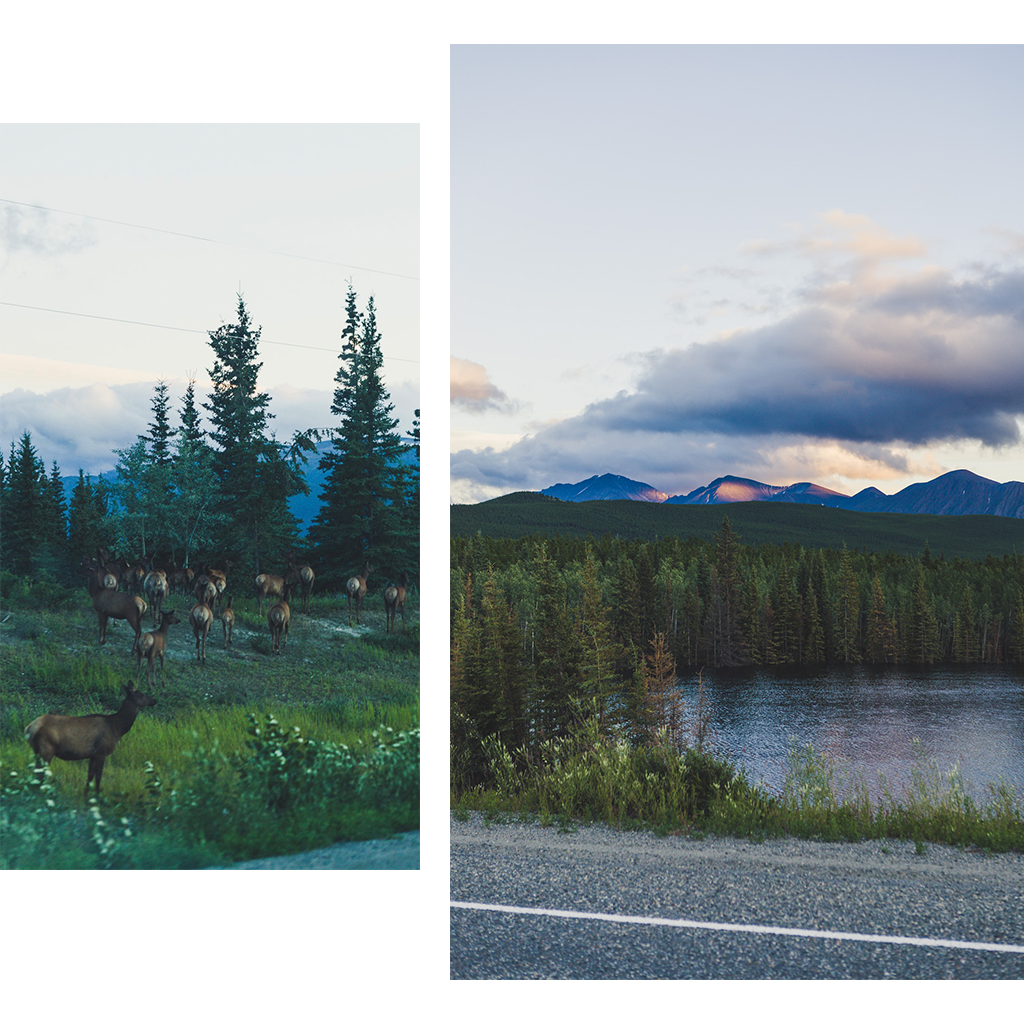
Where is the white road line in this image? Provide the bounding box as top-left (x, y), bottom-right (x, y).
top-left (450, 901), bottom-right (1024, 955)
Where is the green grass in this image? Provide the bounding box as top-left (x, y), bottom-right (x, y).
top-left (0, 577), bottom-right (419, 869)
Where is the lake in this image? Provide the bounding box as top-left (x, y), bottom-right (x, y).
top-left (672, 665), bottom-right (1024, 804)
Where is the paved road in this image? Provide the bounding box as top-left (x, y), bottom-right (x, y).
top-left (450, 813), bottom-right (1024, 979)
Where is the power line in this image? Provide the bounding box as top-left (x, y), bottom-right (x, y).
top-left (0, 301), bottom-right (419, 363)
top-left (0, 198), bottom-right (419, 281)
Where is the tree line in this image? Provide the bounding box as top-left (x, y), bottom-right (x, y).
top-left (451, 520), bottom-right (1024, 757)
top-left (1, 287), bottom-right (419, 590)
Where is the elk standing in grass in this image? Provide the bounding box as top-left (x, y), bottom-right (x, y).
top-left (143, 563), bottom-right (170, 625)
top-left (136, 609), bottom-right (181, 687)
top-left (384, 572), bottom-right (409, 633)
top-left (285, 559), bottom-right (315, 614)
top-left (189, 596), bottom-right (214, 666)
top-left (25, 684), bottom-right (157, 799)
top-left (268, 582), bottom-right (292, 654)
top-left (255, 573), bottom-right (285, 616)
top-left (83, 562), bottom-right (147, 651)
top-left (220, 595), bottom-right (235, 647)
top-left (346, 562), bottom-right (374, 626)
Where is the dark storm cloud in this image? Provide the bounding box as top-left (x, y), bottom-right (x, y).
top-left (452, 264), bottom-right (1024, 495)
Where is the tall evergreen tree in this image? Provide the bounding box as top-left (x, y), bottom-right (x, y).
top-left (310, 286), bottom-right (415, 583)
top-left (2, 432), bottom-right (45, 575)
top-left (145, 380), bottom-right (175, 466)
top-left (202, 295), bottom-right (303, 571)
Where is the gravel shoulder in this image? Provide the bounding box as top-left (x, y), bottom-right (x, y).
top-left (213, 830), bottom-right (419, 870)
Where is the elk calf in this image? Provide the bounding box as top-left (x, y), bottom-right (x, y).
top-left (345, 562), bottom-right (374, 626)
top-left (384, 573), bottom-right (409, 633)
top-left (25, 684), bottom-right (157, 799)
top-left (219, 595), bottom-right (235, 646)
top-left (189, 599), bottom-right (213, 665)
top-left (268, 584), bottom-right (292, 654)
top-left (136, 609), bottom-right (181, 687)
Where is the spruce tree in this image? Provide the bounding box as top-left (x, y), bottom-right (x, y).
top-left (310, 287), bottom-right (414, 584)
top-left (145, 380), bottom-right (174, 466)
top-left (202, 295), bottom-right (302, 572)
top-left (3, 432), bottom-right (45, 575)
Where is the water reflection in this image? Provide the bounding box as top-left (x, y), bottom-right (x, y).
top-left (673, 665), bottom-right (1024, 803)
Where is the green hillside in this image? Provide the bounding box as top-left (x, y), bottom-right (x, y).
top-left (450, 492), bottom-right (1024, 560)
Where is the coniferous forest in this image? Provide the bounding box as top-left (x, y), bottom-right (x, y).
top-left (451, 520), bottom-right (1024, 770)
top-left (0, 287), bottom-right (419, 586)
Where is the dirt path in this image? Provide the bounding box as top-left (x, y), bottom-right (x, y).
top-left (211, 830), bottom-right (419, 870)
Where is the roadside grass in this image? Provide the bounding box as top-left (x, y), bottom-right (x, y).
top-left (451, 721), bottom-right (1024, 854)
top-left (0, 577), bottom-right (419, 869)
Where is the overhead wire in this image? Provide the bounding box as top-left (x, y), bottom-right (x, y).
top-left (0, 197), bottom-right (418, 363)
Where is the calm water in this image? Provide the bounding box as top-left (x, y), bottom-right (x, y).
top-left (673, 665), bottom-right (1024, 803)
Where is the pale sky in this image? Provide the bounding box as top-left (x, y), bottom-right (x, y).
top-left (1, 123), bottom-right (419, 475)
top-left (451, 44), bottom-right (1024, 503)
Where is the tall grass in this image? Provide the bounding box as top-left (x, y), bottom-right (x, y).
top-left (453, 722), bottom-right (1024, 853)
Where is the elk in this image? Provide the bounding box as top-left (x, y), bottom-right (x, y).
top-left (25, 684), bottom-right (157, 799)
top-left (384, 572), bottom-right (409, 634)
top-left (285, 559), bottom-right (315, 614)
top-left (194, 576), bottom-right (217, 608)
top-left (189, 596), bottom-right (214, 665)
top-left (267, 582), bottom-right (292, 654)
top-left (199, 562), bottom-right (231, 613)
top-left (345, 562), bottom-right (374, 626)
top-left (82, 553), bottom-right (117, 591)
top-left (136, 609), bottom-right (181, 687)
top-left (170, 564), bottom-right (194, 599)
top-left (143, 565), bottom-right (170, 625)
top-left (219, 595), bottom-right (235, 647)
top-left (83, 562), bottom-right (147, 650)
top-left (255, 573), bottom-right (286, 615)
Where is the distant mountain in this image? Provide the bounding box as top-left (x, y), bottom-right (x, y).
top-left (541, 473), bottom-right (668, 503)
top-left (533, 469), bottom-right (1024, 518)
top-left (60, 438), bottom-right (418, 537)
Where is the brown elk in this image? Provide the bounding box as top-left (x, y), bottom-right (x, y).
top-left (199, 562), bottom-right (231, 613)
top-left (345, 562), bottom-right (374, 626)
top-left (267, 582), bottom-right (292, 654)
top-left (170, 564), bottom-right (194, 599)
top-left (189, 596), bottom-right (214, 665)
top-left (194, 576), bottom-right (218, 609)
top-left (82, 553), bottom-right (117, 591)
top-left (255, 573), bottom-right (286, 615)
top-left (136, 609), bottom-right (181, 687)
top-left (285, 559), bottom-right (315, 614)
top-left (83, 562), bottom-right (147, 651)
top-left (143, 564), bottom-right (170, 624)
top-left (384, 572), bottom-right (409, 634)
top-left (219, 595), bottom-right (235, 647)
top-left (25, 684), bottom-right (157, 799)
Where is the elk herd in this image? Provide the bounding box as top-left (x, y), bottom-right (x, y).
top-left (33, 549), bottom-right (414, 795)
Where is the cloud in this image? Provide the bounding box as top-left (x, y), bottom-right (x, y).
top-left (0, 204), bottom-right (98, 258)
top-left (1, 377), bottom-right (421, 478)
top-left (452, 252), bottom-right (1024, 498)
top-left (451, 356), bottom-right (517, 413)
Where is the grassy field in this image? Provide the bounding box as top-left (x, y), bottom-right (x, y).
top-left (451, 492), bottom-right (1024, 560)
top-left (0, 575), bottom-right (419, 869)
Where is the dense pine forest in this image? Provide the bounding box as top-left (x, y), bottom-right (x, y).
top-left (451, 521), bottom-right (1024, 772)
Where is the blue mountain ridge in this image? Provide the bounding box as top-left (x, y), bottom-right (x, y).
top-left (538, 470), bottom-right (1024, 518)
top-left (62, 439), bottom-right (418, 537)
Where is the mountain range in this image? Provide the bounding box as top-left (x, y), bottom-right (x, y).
top-left (539, 470), bottom-right (1024, 519)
